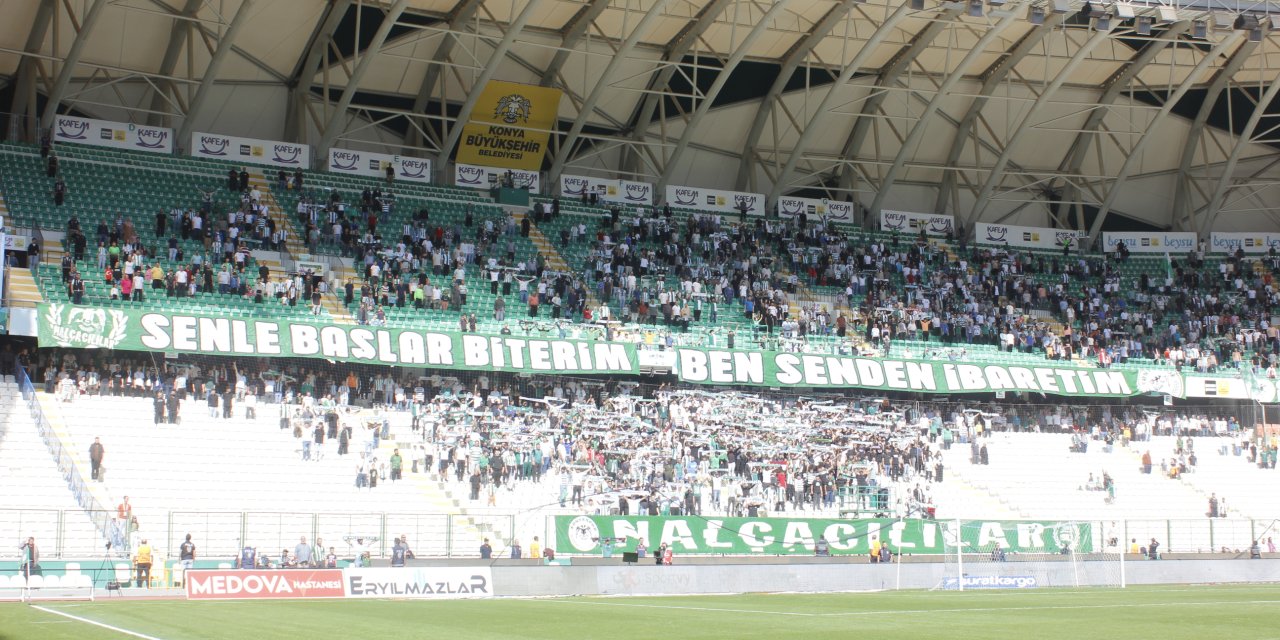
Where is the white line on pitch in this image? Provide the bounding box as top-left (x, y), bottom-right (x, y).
top-left (816, 599), bottom-right (1280, 617)
top-left (30, 605), bottom-right (169, 640)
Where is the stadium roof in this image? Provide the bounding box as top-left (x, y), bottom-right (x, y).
top-left (3, 0), bottom-right (1280, 237)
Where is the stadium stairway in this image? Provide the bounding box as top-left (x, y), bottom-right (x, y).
top-left (252, 172), bottom-right (353, 324)
top-left (35, 391), bottom-right (513, 558)
top-left (1, 383), bottom-right (105, 557)
top-left (942, 432), bottom-right (1211, 523)
top-left (248, 171), bottom-right (306, 258)
top-left (5, 265), bottom-right (43, 308)
top-left (1142, 435), bottom-right (1278, 521)
top-left (515, 209), bottom-right (601, 310)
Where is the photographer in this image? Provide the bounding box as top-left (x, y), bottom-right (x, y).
top-left (19, 537), bottom-right (38, 579)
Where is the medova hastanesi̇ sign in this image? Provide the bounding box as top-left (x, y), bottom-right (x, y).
top-left (674, 348), bottom-right (1174, 397)
top-left (37, 304), bottom-right (636, 375)
top-left (556, 516), bottom-right (1092, 556)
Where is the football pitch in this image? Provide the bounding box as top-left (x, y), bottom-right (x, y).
top-left (2, 584), bottom-right (1277, 639)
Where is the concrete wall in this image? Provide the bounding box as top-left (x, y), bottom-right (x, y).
top-left (487, 558), bottom-right (1280, 597)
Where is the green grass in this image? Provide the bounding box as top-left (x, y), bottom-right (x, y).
top-left (2, 585), bottom-right (1278, 639)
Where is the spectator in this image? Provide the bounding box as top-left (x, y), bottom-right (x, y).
top-left (89, 437), bottom-right (105, 481)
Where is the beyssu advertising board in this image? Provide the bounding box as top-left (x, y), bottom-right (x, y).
top-left (1208, 232), bottom-right (1280, 254)
top-left (776, 195), bottom-right (854, 222)
top-left (880, 210), bottom-right (955, 236)
top-left (186, 570), bottom-right (345, 600)
top-left (664, 185), bottom-right (765, 216)
top-left (976, 223), bottom-right (1086, 251)
top-left (454, 163), bottom-right (540, 194)
top-left (190, 132), bottom-right (311, 169)
top-left (328, 148), bottom-right (433, 183)
top-left (1101, 232), bottom-right (1196, 254)
top-left (559, 175), bottom-right (655, 206)
top-left (344, 567), bottom-right (493, 600)
top-left (51, 115), bottom-right (172, 154)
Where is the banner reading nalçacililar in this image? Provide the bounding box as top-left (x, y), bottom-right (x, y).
top-left (456, 80), bottom-right (562, 170)
top-left (674, 347), bottom-right (1177, 397)
top-left (37, 304), bottom-right (637, 375)
top-left (556, 516), bottom-right (1092, 556)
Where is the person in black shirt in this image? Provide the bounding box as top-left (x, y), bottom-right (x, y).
top-left (179, 534), bottom-right (196, 571)
top-left (238, 167), bottom-right (250, 191)
top-left (391, 538), bottom-right (408, 567)
top-left (480, 538), bottom-right (492, 559)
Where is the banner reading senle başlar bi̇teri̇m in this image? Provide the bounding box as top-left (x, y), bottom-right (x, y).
top-left (456, 80), bottom-right (562, 170)
top-left (37, 303), bottom-right (637, 375)
top-left (556, 515), bottom-right (1093, 556)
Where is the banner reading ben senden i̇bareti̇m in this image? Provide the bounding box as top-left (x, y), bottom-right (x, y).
top-left (36, 304), bottom-right (637, 375)
top-left (456, 81), bottom-right (562, 170)
top-left (674, 347), bottom-right (1181, 398)
top-left (556, 516), bottom-right (1092, 556)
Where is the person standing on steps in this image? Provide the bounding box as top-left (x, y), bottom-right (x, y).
top-left (89, 437), bottom-right (105, 481)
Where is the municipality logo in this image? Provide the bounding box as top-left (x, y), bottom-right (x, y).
top-left (566, 516), bottom-right (601, 552)
top-left (494, 94), bottom-right (533, 124)
top-left (1055, 231), bottom-right (1077, 246)
top-left (57, 118), bottom-right (89, 140)
top-left (45, 304), bottom-right (128, 350)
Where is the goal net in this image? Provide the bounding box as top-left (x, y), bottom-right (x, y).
top-left (934, 520), bottom-right (1125, 591)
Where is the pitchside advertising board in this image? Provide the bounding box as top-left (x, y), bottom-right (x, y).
top-left (454, 163), bottom-right (541, 194)
top-left (51, 115), bottom-right (173, 154)
top-left (976, 223), bottom-right (1086, 251)
top-left (1209, 232), bottom-right (1280, 254)
top-left (879, 210), bottom-right (955, 237)
top-left (190, 131), bottom-right (311, 169)
top-left (775, 195), bottom-right (855, 223)
top-left (185, 567), bottom-right (492, 600)
top-left (328, 148), bottom-right (433, 183)
top-left (559, 174), bottom-right (655, 206)
top-left (36, 304), bottom-right (636, 375)
top-left (664, 185), bottom-right (766, 216)
top-left (673, 347), bottom-right (1185, 398)
top-left (1101, 231), bottom-right (1196, 254)
top-left (556, 516), bottom-right (1092, 556)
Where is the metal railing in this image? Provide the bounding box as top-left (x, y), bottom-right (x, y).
top-left (16, 367), bottom-right (110, 549)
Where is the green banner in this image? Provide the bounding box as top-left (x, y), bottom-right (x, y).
top-left (674, 347), bottom-right (1176, 397)
top-left (556, 515), bottom-right (1092, 556)
top-left (36, 303), bottom-right (638, 375)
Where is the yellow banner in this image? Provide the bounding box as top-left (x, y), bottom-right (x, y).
top-left (456, 81), bottom-right (562, 170)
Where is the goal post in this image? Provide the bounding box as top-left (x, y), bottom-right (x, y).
top-left (0, 570), bottom-right (96, 602)
top-left (936, 519), bottom-right (1125, 591)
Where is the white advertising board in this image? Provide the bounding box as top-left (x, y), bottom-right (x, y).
top-left (559, 174), bottom-right (655, 206)
top-left (976, 223), bottom-right (1087, 250)
top-left (327, 148), bottom-right (433, 183)
top-left (1208, 232), bottom-right (1280, 254)
top-left (880, 210), bottom-right (955, 236)
top-left (454, 163), bottom-right (540, 194)
top-left (1101, 232), bottom-right (1196, 254)
top-left (51, 115), bottom-right (173, 154)
top-left (190, 132), bottom-right (311, 169)
top-left (776, 195), bottom-right (855, 223)
top-left (664, 185), bottom-right (765, 216)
